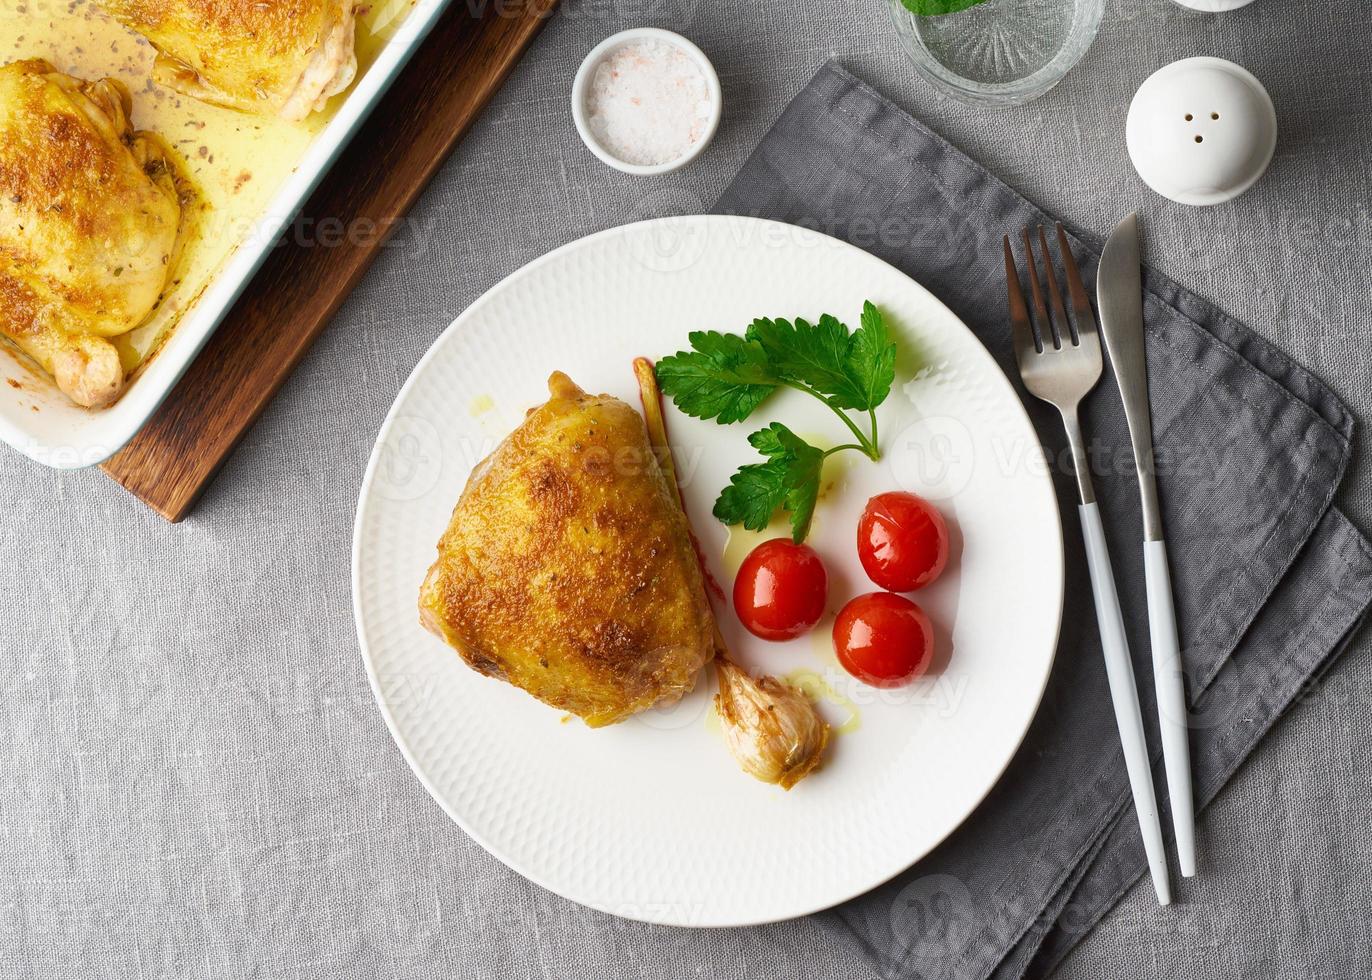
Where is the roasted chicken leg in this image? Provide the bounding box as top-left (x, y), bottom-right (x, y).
top-left (99, 0), bottom-right (358, 121)
top-left (0, 60), bottom-right (187, 407)
top-left (420, 372), bottom-right (715, 727)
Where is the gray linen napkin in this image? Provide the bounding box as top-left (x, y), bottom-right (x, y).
top-left (715, 62), bottom-right (1372, 980)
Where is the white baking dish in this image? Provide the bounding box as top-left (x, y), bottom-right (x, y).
top-left (0, 0), bottom-right (454, 469)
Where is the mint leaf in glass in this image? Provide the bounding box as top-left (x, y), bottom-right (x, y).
top-left (901, 0), bottom-right (989, 15)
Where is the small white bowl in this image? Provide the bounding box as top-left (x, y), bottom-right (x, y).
top-left (571, 28), bottom-right (722, 176)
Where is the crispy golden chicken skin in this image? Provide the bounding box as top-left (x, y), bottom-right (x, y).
top-left (0, 60), bottom-right (187, 407)
top-left (99, 0), bottom-right (357, 121)
top-left (419, 372), bottom-right (715, 727)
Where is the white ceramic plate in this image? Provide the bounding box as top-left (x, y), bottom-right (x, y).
top-left (352, 216), bottom-right (1063, 927)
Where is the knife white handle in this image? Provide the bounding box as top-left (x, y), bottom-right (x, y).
top-left (1079, 502), bottom-right (1171, 905)
top-left (1145, 538), bottom-right (1196, 877)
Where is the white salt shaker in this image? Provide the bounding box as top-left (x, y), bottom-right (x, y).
top-left (1125, 57), bottom-right (1277, 206)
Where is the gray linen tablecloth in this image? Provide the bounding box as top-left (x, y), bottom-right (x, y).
top-left (715, 59), bottom-right (1372, 979)
top-left (3, 1), bottom-right (1371, 978)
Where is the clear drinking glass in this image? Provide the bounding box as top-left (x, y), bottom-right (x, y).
top-left (887, 0), bottom-right (1104, 107)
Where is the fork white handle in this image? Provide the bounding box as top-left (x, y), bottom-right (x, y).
top-left (1145, 538), bottom-right (1196, 877)
top-left (1080, 502), bottom-right (1171, 905)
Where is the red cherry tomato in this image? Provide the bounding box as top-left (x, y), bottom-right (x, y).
top-left (857, 491), bottom-right (949, 592)
top-left (733, 539), bottom-right (828, 641)
top-left (833, 591), bottom-right (934, 688)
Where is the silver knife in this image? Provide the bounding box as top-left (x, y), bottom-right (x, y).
top-left (1097, 213), bottom-right (1196, 877)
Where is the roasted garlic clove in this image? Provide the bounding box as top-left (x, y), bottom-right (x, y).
top-left (714, 657), bottom-right (830, 789)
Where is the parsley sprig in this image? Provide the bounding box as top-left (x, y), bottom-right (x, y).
top-left (656, 302), bottom-right (897, 543)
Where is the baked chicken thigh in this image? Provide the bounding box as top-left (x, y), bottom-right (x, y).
top-left (420, 372), bottom-right (715, 727)
top-left (0, 60), bottom-right (186, 407)
top-left (99, 0), bottom-right (358, 121)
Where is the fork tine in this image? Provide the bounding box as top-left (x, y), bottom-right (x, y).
top-left (1037, 225), bottom-right (1073, 348)
top-left (1004, 235), bottom-right (1039, 357)
top-left (1055, 223), bottom-right (1090, 346)
top-left (1021, 228), bottom-right (1058, 350)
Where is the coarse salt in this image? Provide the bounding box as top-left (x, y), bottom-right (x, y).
top-left (585, 38), bottom-right (713, 167)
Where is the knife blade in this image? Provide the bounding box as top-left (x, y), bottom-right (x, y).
top-left (1097, 214), bottom-right (1161, 540)
top-left (1097, 213), bottom-right (1197, 878)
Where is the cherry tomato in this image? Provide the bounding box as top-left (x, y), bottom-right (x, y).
top-left (833, 591), bottom-right (934, 688)
top-left (733, 539), bottom-right (828, 641)
top-left (857, 491), bottom-right (949, 592)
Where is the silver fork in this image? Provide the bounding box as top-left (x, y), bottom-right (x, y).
top-left (1004, 224), bottom-right (1172, 906)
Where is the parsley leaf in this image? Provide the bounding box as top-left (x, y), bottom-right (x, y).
top-left (746, 315), bottom-right (863, 409)
top-left (713, 423), bottom-right (825, 543)
top-left (655, 331), bottom-right (779, 424)
top-left (850, 301), bottom-right (898, 412)
top-left (744, 307), bottom-right (896, 413)
top-left (899, 0), bottom-right (989, 15)
top-left (711, 457), bottom-right (787, 533)
top-left (658, 300), bottom-right (902, 543)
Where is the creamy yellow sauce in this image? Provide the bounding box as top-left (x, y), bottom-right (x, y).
top-left (720, 516), bottom-right (792, 577)
top-left (704, 700), bottom-right (721, 734)
top-left (468, 393), bottom-right (496, 416)
top-left (784, 669), bottom-right (861, 735)
top-left (5, 0), bottom-right (417, 374)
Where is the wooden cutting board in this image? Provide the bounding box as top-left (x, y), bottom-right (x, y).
top-left (101, 0), bottom-right (559, 521)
